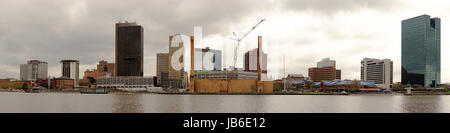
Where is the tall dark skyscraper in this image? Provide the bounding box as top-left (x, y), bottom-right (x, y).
top-left (115, 22), bottom-right (144, 76)
top-left (401, 15), bottom-right (440, 88)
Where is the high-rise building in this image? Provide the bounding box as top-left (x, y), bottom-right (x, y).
top-left (361, 58), bottom-right (393, 89)
top-left (61, 60), bottom-right (79, 87)
top-left (401, 15), bottom-right (440, 88)
top-left (115, 22), bottom-right (144, 77)
top-left (97, 60), bottom-right (115, 77)
top-left (20, 60), bottom-right (48, 81)
top-left (156, 53), bottom-right (169, 86)
top-left (168, 35), bottom-right (185, 88)
top-left (308, 58), bottom-right (341, 82)
top-left (244, 48), bottom-right (267, 73)
top-left (194, 47), bottom-right (222, 71)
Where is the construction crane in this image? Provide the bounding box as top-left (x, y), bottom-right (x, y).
top-left (227, 19), bottom-right (266, 92)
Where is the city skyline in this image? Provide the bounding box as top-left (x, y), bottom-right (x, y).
top-left (1, 0), bottom-right (450, 83)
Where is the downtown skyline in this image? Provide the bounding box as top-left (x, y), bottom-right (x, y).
top-left (1, 0), bottom-right (450, 83)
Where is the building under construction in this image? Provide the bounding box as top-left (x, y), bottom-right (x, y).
top-left (189, 36), bottom-right (273, 93)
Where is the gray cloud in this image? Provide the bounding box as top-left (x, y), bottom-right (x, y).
top-left (282, 0), bottom-right (401, 15)
top-left (0, 0), bottom-right (273, 78)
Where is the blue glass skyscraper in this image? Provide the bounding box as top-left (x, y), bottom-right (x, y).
top-left (401, 15), bottom-right (440, 88)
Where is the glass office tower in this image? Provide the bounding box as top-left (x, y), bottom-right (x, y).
top-left (401, 15), bottom-right (440, 88)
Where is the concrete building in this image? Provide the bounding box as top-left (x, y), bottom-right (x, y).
top-left (115, 22), bottom-right (144, 77)
top-left (61, 60), bottom-right (79, 87)
top-left (361, 58), bottom-right (393, 89)
top-left (20, 60), bottom-right (48, 81)
top-left (308, 58), bottom-right (341, 82)
top-left (97, 60), bottom-right (115, 77)
top-left (401, 15), bottom-right (440, 88)
top-left (317, 58), bottom-right (336, 68)
top-left (168, 35), bottom-right (185, 88)
top-left (194, 47), bottom-right (222, 71)
top-left (244, 48), bottom-right (267, 73)
top-left (156, 53), bottom-right (169, 86)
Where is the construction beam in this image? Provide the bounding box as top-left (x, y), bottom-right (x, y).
top-left (189, 36), bottom-right (195, 93)
top-left (257, 36), bottom-right (263, 93)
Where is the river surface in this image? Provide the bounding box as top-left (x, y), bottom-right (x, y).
top-left (0, 92), bottom-right (449, 113)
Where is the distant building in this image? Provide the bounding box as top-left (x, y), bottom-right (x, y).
top-left (401, 14), bottom-right (440, 88)
top-left (156, 53), bottom-right (169, 86)
top-left (168, 35), bottom-right (185, 88)
top-left (61, 60), bottom-right (79, 87)
top-left (52, 77), bottom-right (74, 90)
top-left (115, 22), bottom-right (144, 76)
top-left (244, 48), bottom-right (267, 73)
top-left (194, 47), bottom-right (222, 71)
top-left (361, 58), bottom-right (393, 89)
top-left (83, 69), bottom-right (105, 80)
top-left (194, 70), bottom-right (258, 79)
top-left (20, 60), bottom-right (48, 81)
top-left (0, 78), bottom-right (15, 84)
top-left (97, 76), bottom-right (154, 86)
top-left (287, 74), bottom-right (306, 81)
top-left (97, 60), bottom-right (115, 77)
top-left (308, 58), bottom-right (341, 82)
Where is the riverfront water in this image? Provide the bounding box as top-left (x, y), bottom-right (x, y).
top-left (0, 92), bottom-right (449, 113)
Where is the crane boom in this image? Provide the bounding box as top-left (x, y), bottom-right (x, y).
top-left (227, 19), bottom-right (265, 92)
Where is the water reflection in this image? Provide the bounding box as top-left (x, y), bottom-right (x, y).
top-left (0, 92), bottom-right (450, 113)
top-left (400, 96), bottom-right (441, 113)
top-left (112, 93), bottom-right (143, 113)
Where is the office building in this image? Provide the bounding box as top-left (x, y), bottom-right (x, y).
top-left (115, 22), bottom-right (144, 76)
top-left (61, 60), bottom-right (79, 87)
top-left (157, 53), bottom-right (169, 86)
top-left (244, 48), bottom-right (267, 73)
top-left (97, 60), bottom-right (115, 77)
top-left (168, 35), bottom-right (185, 88)
top-left (361, 58), bottom-right (393, 89)
top-left (20, 60), bottom-right (48, 81)
top-left (194, 47), bottom-right (222, 71)
top-left (401, 14), bottom-right (440, 87)
top-left (308, 58), bottom-right (341, 82)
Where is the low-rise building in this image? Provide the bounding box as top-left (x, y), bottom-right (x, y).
top-left (97, 76), bottom-right (154, 86)
top-left (52, 77), bottom-right (74, 90)
top-left (83, 69), bottom-right (105, 80)
top-left (308, 58), bottom-right (341, 82)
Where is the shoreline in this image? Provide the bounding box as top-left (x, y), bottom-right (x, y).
top-left (1, 90), bottom-right (449, 96)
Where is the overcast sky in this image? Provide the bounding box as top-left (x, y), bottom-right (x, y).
top-left (0, 0), bottom-right (449, 83)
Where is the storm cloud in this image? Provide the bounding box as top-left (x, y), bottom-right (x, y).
top-left (1, 0), bottom-right (449, 83)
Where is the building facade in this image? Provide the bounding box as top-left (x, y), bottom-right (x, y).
top-left (308, 58), bottom-right (341, 82)
top-left (52, 77), bottom-right (74, 90)
top-left (97, 76), bottom-right (154, 86)
top-left (244, 48), bottom-right (267, 73)
top-left (401, 15), bottom-right (440, 88)
top-left (20, 60), bottom-right (48, 81)
top-left (194, 47), bottom-right (222, 71)
top-left (97, 60), bottom-right (115, 77)
top-left (61, 60), bottom-right (79, 87)
top-left (83, 69), bottom-right (105, 80)
top-left (156, 53), bottom-right (169, 86)
top-left (168, 35), bottom-right (185, 88)
top-left (361, 58), bottom-right (393, 89)
top-left (115, 22), bottom-right (144, 77)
